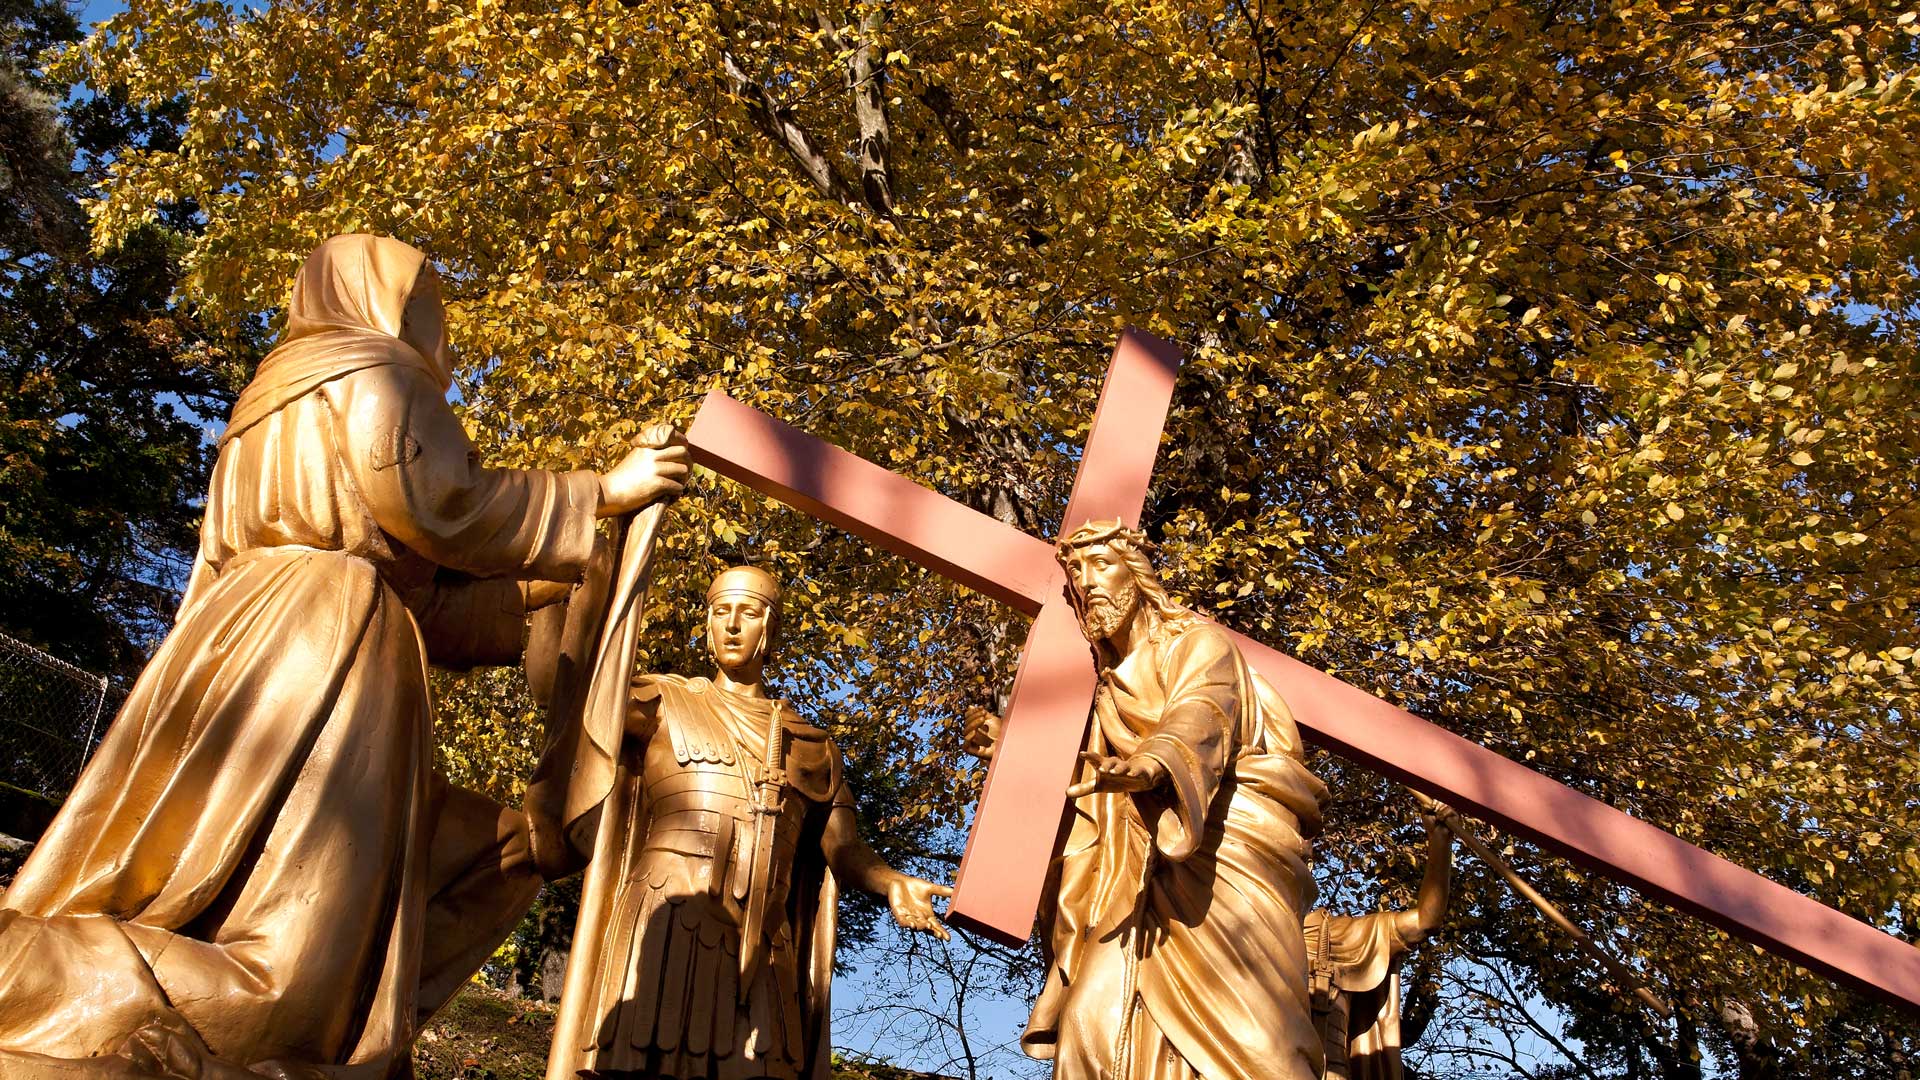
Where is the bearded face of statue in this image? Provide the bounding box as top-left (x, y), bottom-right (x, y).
top-left (1064, 541), bottom-right (1142, 644)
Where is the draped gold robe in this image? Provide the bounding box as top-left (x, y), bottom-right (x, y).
top-left (0, 236), bottom-right (600, 1079)
top-left (1305, 911), bottom-right (1410, 1080)
top-left (1023, 618), bottom-right (1329, 1080)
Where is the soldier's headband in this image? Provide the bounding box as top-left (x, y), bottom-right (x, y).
top-left (706, 565), bottom-right (781, 606)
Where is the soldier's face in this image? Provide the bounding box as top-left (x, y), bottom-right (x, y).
top-left (1065, 543), bottom-right (1141, 642)
top-left (707, 595), bottom-right (772, 676)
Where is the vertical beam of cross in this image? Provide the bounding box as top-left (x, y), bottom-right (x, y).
top-left (683, 335), bottom-right (1920, 1011)
top-left (944, 330), bottom-right (1181, 939)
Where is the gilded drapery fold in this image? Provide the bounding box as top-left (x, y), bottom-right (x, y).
top-left (1129, 626), bottom-right (1240, 861)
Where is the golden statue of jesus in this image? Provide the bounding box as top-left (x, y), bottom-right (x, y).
top-left (965, 519), bottom-right (1331, 1080)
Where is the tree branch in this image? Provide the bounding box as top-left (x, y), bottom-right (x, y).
top-left (720, 49), bottom-right (862, 209)
top-left (915, 81), bottom-right (974, 156)
top-left (817, 9), bottom-right (894, 216)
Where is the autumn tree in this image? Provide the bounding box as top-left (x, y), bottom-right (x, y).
top-left (61, 0), bottom-right (1920, 1073)
top-left (0, 0), bottom-right (256, 675)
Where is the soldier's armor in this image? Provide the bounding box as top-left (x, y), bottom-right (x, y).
top-left (629, 682), bottom-right (837, 925)
top-left (1303, 909), bottom-right (1409, 1080)
top-left (584, 674), bottom-right (847, 1080)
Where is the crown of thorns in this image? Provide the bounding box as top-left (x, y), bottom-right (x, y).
top-left (1055, 518), bottom-right (1157, 561)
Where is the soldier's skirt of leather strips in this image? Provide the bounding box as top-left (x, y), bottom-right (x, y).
top-left (585, 858), bottom-right (810, 1080)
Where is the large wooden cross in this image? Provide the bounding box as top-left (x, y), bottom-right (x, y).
top-left (684, 330), bottom-right (1920, 1012)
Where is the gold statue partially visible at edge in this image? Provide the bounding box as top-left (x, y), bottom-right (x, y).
top-left (964, 519), bottom-right (1332, 1080)
top-left (544, 565), bottom-right (951, 1080)
top-left (0, 235), bottom-right (690, 1079)
top-left (1306, 802), bottom-right (1453, 1080)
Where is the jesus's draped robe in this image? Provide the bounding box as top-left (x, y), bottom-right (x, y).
top-left (1022, 617), bottom-right (1330, 1080)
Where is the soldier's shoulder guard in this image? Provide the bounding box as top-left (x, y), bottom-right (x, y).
top-left (629, 672), bottom-right (670, 705)
top-left (647, 677), bottom-right (740, 766)
top-left (640, 672), bottom-right (703, 694)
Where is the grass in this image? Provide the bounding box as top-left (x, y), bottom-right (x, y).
top-left (414, 985), bottom-right (957, 1080)
top-left (414, 985), bottom-right (556, 1080)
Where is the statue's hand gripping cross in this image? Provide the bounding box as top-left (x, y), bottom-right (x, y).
top-left (685, 331), bottom-right (1920, 1012)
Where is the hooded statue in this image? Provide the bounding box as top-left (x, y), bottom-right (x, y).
top-left (0, 235), bottom-right (650, 1079)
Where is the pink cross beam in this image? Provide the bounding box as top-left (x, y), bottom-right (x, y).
top-left (683, 331), bottom-right (1920, 1012)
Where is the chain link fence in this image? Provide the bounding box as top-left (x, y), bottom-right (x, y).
top-left (0, 632), bottom-right (120, 800)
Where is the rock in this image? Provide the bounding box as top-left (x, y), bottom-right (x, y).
top-left (0, 833), bottom-right (32, 889)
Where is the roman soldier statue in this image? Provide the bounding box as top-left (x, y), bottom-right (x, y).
top-left (545, 565), bottom-right (950, 1080)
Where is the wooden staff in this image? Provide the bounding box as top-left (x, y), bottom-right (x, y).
top-left (1413, 792), bottom-right (1673, 1017)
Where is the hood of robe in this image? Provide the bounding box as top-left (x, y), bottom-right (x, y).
top-left (222, 234), bottom-right (451, 446)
